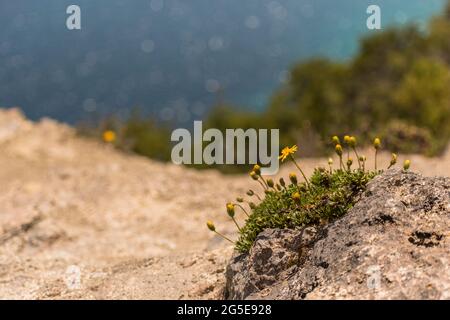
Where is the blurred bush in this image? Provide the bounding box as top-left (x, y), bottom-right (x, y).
top-left (381, 120), bottom-right (434, 155)
top-left (206, 1), bottom-right (450, 158)
top-left (83, 1), bottom-right (450, 170)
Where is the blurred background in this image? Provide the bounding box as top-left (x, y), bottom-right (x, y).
top-left (1, 0), bottom-right (449, 169)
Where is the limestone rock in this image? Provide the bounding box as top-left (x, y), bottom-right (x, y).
top-left (225, 170), bottom-right (450, 299)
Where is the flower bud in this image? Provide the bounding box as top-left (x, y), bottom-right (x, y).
top-left (328, 158), bottom-right (333, 165)
top-left (373, 138), bottom-right (381, 149)
top-left (403, 159), bottom-right (411, 171)
top-left (390, 153), bottom-right (397, 167)
top-left (246, 190), bottom-right (254, 196)
top-left (267, 178), bottom-right (274, 188)
top-left (292, 192), bottom-right (301, 204)
top-left (236, 197), bottom-right (244, 203)
top-left (289, 173), bottom-right (298, 185)
top-left (226, 203), bottom-right (235, 217)
top-left (249, 202), bottom-right (256, 210)
top-left (332, 136), bottom-right (340, 145)
top-left (279, 178), bottom-right (286, 187)
top-left (250, 171), bottom-right (258, 180)
top-left (335, 144), bottom-right (343, 156)
top-left (344, 135), bottom-right (351, 145)
top-left (347, 158), bottom-right (353, 168)
top-left (349, 136), bottom-right (356, 148)
top-left (206, 221), bottom-right (215, 232)
top-left (253, 164), bottom-right (261, 175)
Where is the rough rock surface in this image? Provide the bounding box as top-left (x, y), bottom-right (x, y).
top-left (226, 170), bottom-right (450, 299)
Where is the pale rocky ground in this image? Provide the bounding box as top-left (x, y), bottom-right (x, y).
top-left (0, 108), bottom-right (449, 299)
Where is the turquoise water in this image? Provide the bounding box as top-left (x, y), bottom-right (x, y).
top-left (0, 0), bottom-right (446, 122)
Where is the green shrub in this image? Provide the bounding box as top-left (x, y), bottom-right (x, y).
top-left (234, 168), bottom-right (377, 252)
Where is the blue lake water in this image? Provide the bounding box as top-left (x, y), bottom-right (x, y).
top-left (0, 0), bottom-right (446, 123)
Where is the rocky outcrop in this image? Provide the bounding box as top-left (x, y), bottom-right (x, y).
top-left (225, 170), bottom-right (450, 299)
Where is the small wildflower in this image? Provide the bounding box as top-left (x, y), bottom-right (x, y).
top-left (206, 221), bottom-right (215, 232)
top-left (278, 145), bottom-right (298, 162)
top-left (289, 173), bottom-right (298, 185)
top-left (347, 158), bottom-right (353, 170)
top-left (292, 192), bottom-right (301, 204)
top-left (253, 164), bottom-right (261, 175)
top-left (226, 203), bottom-right (235, 217)
top-left (250, 171), bottom-right (258, 180)
top-left (335, 144), bottom-right (343, 156)
top-left (348, 136), bottom-right (357, 148)
top-left (332, 136), bottom-right (340, 145)
top-left (373, 138), bottom-right (381, 171)
top-left (389, 153), bottom-right (397, 169)
top-left (102, 130), bottom-right (116, 143)
top-left (403, 159), bottom-right (411, 171)
top-left (206, 220), bottom-right (234, 244)
top-left (373, 138), bottom-right (381, 149)
top-left (327, 157), bottom-right (334, 173)
top-left (267, 178), bottom-right (274, 188)
top-left (344, 135), bottom-right (351, 145)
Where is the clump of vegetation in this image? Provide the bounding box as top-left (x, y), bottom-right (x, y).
top-left (207, 136), bottom-right (411, 253)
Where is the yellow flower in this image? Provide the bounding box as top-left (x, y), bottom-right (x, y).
top-left (390, 153), bottom-right (397, 166)
top-left (253, 164), bottom-right (261, 175)
top-left (335, 144), bottom-right (343, 156)
top-left (328, 158), bottom-right (333, 165)
top-left (226, 203), bottom-right (235, 217)
top-left (206, 221), bottom-right (215, 232)
top-left (292, 192), bottom-right (301, 204)
top-left (344, 135), bottom-right (351, 144)
top-left (103, 130), bottom-right (116, 143)
top-left (373, 137), bottom-right (381, 149)
top-left (348, 136), bottom-right (357, 148)
top-left (278, 145), bottom-right (298, 162)
top-left (249, 171), bottom-right (258, 180)
top-left (289, 173), bottom-right (298, 185)
top-left (403, 159), bottom-right (411, 171)
top-left (332, 136), bottom-right (340, 145)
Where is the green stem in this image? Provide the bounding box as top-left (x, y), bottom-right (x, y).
top-left (256, 179), bottom-right (266, 191)
top-left (231, 217), bottom-right (242, 232)
top-left (214, 231), bottom-right (234, 244)
top-left (258, 174), bottom-right (268, 188)
top-left (352, 147), bottom-right (361, 169)
top-left (375, 150), bottom-right (378, 172)
top-left (236, 204), bottom-right (250, 217)
top-left (290, 155), bottom-right (310, 188)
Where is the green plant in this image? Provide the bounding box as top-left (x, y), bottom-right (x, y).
top-left (207, 136), bottom-right (410, 253)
